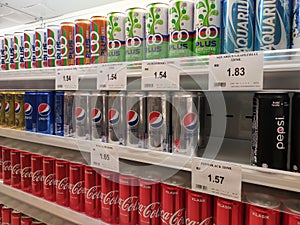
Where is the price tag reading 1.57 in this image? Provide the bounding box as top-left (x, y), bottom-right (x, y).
top-left (55, 68), bottom-right (79, 90)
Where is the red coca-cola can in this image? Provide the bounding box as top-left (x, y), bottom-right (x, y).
top-left (185, 189), bottom-right (213, 225)
top-left (20, 152), bottom-right (32, 193)
top-left (2, 147), bottom-right (12, 185)
top-left (11, 210), bottom-right (22, 225)
top-left (43, 157), bottom-right (56, 202)
top-left (69, 163), bottom-right (85, 212)
top-left (55, 160), bottom-right (69, 206)
top-left (2, 206), bottom-right (12, 225)
top-left (31, 154), bottom-right (43, 197)
top-left (283, 199), bottom-right (300, 224)
top-left (119, 173), bottom-right (139, 225)
top-left (245, 193), bottom-right (281, 225)
top-left (21, 216), bottom-right (32, 225)
top-left (84, 166), bottom-right (101, 218)
top-left (214, 197), bottom-right (244, 225)
top-left (11, 149), bottom-right (21, 189)
top-left (0, 146), bottom-right (3, 179)
top-left (0, 204), bottom-right (3, 224)
top-left (101, 170), bottom-right (119, 225)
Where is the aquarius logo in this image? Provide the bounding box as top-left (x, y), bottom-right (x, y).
top-left (91, 108), bottom-right (102, 123)
top-left (38, 103), bottom-right (51, 116)
top-left (24, 103), bottom-right (33, 116)
top-left (15, 102), bottom-right (21, 114)
top-left (90, 31), bottom-right (100, 54)
top-left (149, 111), bottom-right (163, 129)
top-left (127, 110), bottom-right (139, 127)
top-left (147, 34), bottom-right (164, 45)
top-left (126, 37), bottom-right (142, 48)
top-left (183, 113), bottom-right (198, 131)
top-left (75, 34), bottom-right (85, 56)
top-left (108, 40), bottom-right (122, 50)
top-left (108, 109), bottom-right (120, 125)
top-left (76, 107), bottom-right (86, 121)
top-left (60, 36), bottom-right (68, 58)
top-left (47, 37), bottom-right (56, 57)
top-left (196, 26), bottom-right (218, 40)
top-left (171, 30), bottom-right (189, 43)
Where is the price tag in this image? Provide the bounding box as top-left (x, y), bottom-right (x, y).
top-left (142, 59), bottom-right (180, 90)
top-left (55, 67), bottom-right (79, 90)
top-left (209, 51), bottom-right (263, 91)
top-left (191, 158), bottom-right (242, 201)
top-left (97, 62), bottom-right (127, 90)
top-left (90, 142), bottom-right (119, 173)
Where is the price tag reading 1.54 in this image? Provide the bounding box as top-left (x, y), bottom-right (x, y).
top-left (107, 73), bottom-right (117, 81)
top-left (55, 68), bottom-right (79, 90)
top-left (154, 71), bottom-right (167, 79)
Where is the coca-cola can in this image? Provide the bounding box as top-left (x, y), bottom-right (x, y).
top-left (0, 204), bottom-right (3, 224)
top-left (0, 146), bottom-right (3, 179)
top-left (185, 189), bottom-right (213, 225)
top-left (214, 197), bottom-right (244, 225)
top-left (55, 160), bottom-right (69, 206)
top-left (2, 147), bottom-right (11, 185)
top-left (20, 152), bottom-right (32, 193)
top-left (2, 206), bottom-right (12, 225)
top-left (11, 149), bottom-right (21, 189)
top-left (43, 157), bottom-right (56, 202)
top-left (101, 170), bottom-right (119, 224)
top-left (11, 210), bottom-right (22, 225)
top-left (283, 199), bottom-right (300, 224)
top-left (84, 166), bottom-right (101, 218)
top-left (69, 163), bottom-right (85, 212)
top-left (31, 154), bottom-right (43, 197)
top-left (21, 216), bottom-right (32, 225)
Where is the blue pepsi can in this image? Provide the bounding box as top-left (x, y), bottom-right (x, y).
top-left (222, 0), bottom-right (255, 53)
top-left (54, 92), bottom-right (64, 136)
top-left (24, 92), bottom-right (37, 132)
top-left (255, 0), bottom-right (292, 51)
top-left (36, 91), bottom-right (54, 134)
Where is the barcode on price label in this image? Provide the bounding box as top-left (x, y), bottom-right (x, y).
top-left (144, 84), bottom-right (154, 88)
top-left (214, 82), bottom-right (226, 87)
top-left (195, 184), bottom-right (208, 191)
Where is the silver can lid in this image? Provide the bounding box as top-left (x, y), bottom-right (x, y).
top-left (163, 174), bottom-right (186, 186)
top-left (284, 199), bottom-right (300, 215)
top-left (246, 193), bottom-right (280, 209)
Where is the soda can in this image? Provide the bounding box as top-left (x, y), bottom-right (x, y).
top-left (43, 157), bottom-right (56, 202)
top-left (291, 92), bottom-right (300, 172)
top-left (31, 154), bottom-right (43, 197)
top-left (21, 216), bottom-right (32, 225)
top-left (20, 152), bottom-right (32, 193)
top-left (125, 7), bottom-right (146, 61)
top-left (146, 3), bottom-right (169, 59)
top-left (2, 34), bottom-right (11, 70)
top-left (24, 30), bottom-right (35, 69)
top-left (11, 149), bottom-right (21, 189)
top-left (4, 92), bottom-right (15, 128)
top-left (0, 146), bottom-right (3, 179)
top-left (14, 92), bottom-right (25, 130)
top-left (214, 197), bottom-right (244, 225)
top-left (47, 25), bottom-right (61, 67)
top-left (100, 170), bottom-right (119, 224)
top-left (54, 91), bottom-right (64, 136)
top-left (185, 189), bottom-right (213, 224)
top-left (251, 92), bottom-right (289, 170)
top-left (245, 193), bottom-right (281, 225)
top-left (11, 210), bottom-right (22, 225)
top-left (2, 207), bottom-right (12, 225)
top-left (283, 199), bottom-right (300, 224)
top-left (69, 163), bottom-right (85, 212)
top-left (84, 166), bottom-right (101, 218)
top-left (35, 28), bottom-right (48, 68)
top-left (24, 92), bottom-right (37, 132)
top-left (14, 32), bottom-right (25, 70)
top-left (64, 92), bottom-right (75, 137)
top-left (32, 220), bottom-right (45, 225)
top-left (147, 92), bottom-right (171, 152)
top-left (90, 16), bottom-right (107, 64)
top-left (222, 0), bottom-right (255, 53)
top-left (2, 147), bottom-right (11, 185)
top-left (0, 92), bottom-right (5, 126)
top-left (107, 12), bottom-right (126, 62)
top-left (0, 36), bottom-right (6, 70)
top-left (126, 92), bottom-right (147, 148)
top-left (193, 0), bottom-right (221, 55)
top-left (75, 19), bottom-right (91, 65)
top-left (108, 91), bottom-right (126, 145)
top-left (89, 92), bottom-right (108, 142)
top-left (60, 22), bottom-right (75, 66)
top-left (75, 92), bottom-right (90, 140)
top-left (169, 0), bottom-right (194, 58)
top-left (255, 0), bottom-right (292, 51)
top-left (55, 160), bottom-right (69, 207)
top-left (36, 91), bottom-right (54, 134)
top-left (5, 34), bottom-right (15, 70)
top-left (0, 204), bottom-right (2, 222)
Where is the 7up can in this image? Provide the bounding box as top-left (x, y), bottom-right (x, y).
top-left (60, 22), bottom-right (75, 66)
top-left (146, 3), bottom-right (169, 59)
top-left (194, 0), bottom-right (221, 55)
top-left (35, 28), bottom-right (48, 68)
top-left (47, 25), bottom-right (61, 67)
top-left (90, 16), bottom-right (107, 64)
top-left (14, 32), bottom-right (25, 70)
top-left (169, 0), bottom-right (194, 58)
top-left (24, 30), bottom-right (35, 69)
top-left (125, 8), bottom-right (146, 62)
top-left (75, 19), bottom-right (91, 65)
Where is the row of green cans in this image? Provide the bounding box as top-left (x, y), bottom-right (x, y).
top-left (107, 0), bottom-right (221, 62)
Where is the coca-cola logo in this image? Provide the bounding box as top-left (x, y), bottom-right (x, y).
top-left (100, 190), bottom-right (119, 206)
top-left (70, 181), bottom-right (85, 195)
top-left (32, 170), bottom-right (43, 182)
top-left (86, 185), bottom-right (101, 200)
top-left (161, 208), bottom-right (185, 225)
top-left (2, 160), bottom-right (11, 171)
top-left (56, 177), bottom-right (69, 190)
top-left (11, 163), bottom-right (21, 175)
top-left (138, 202), bottom-right (161, 219)
top-left (21, 167), bottom-right (31, 178)
top-left (185, 217), bottom-right (212, 225)
top-left (119, 196), bottom-right (138, 212)
top-left (44, 174), bottom-right (55, 186)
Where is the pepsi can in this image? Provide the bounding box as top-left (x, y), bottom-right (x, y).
top-left (4, 92), bottom-right (15, 128)
top-left (126, 92), bottom-right (147, 148)
top-left (0, 92), bottom-right (5, 126)
top-left (14, 92), bottom-right (25, 130)
top-left (222, 0), bottom-right (255, 53)
top-left (24, 92), bottom-right (37, 132)
top-left (36, 91), bottom-right (54, 134)
top-left (89, 92), bottom-right (108, 142)
top-left (54, 92), bottom-right (64, 136)
top-left (108, 91), bottom-right (126, 145)
top-left (147, 92), bottom-right (171, 152)
top-left (64, 92), bottom-right (75, 137)
top-left (75, 92), bottom-right (90, 140)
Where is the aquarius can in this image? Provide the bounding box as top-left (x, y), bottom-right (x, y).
top-left (35, 28), bottom-right (48, 68)
top-left (169, 0), bottom-right (194, 58)
top-left (14, 32), bottom-right (25, 69)
top-left (125, 7), bottom-right (146, 62)
top-left (5, 34), bottom-right (15, 70)
top-left (64, 92), bottom-right (75, 137)
top-left (75, 19), bottom-right (91, 65)
top-left (54, 91), bottom-right (64, 136)
top-left (0, 36), bottom-right (6, 70)
top-left (60, 22), bottom-right (75, 66)
top-left (47, 25), bottom-right (61, 67)
top-left (0, 92), bottom-right (5, 126)
top-left (107, 12), bottom-right (126, 62)
top-left (194, 0), bottom-right (221, 55)
top-left (146, 3), bottom-right (169, 59)
top-left (4, 92), bottom-right (15, 128)
top-left (24, 30), bottom-right (35, 69)
top-left (90, 16), bottom-right (107, 64)
top-left (14, 92), bottom-right (25, 130)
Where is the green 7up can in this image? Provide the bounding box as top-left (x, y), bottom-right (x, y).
top-left (14, 32), bottom-right (25, 70)
top-left (35, 28), bottom-right (48, 68)
top-left (24, 30), bottom-right (35, 69)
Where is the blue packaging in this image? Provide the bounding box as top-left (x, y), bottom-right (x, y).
top-left (24, 92), bottom-right (37, 132)
top-left (222, 0), bottom-right (255, 53)
top-left (36, 91), bottom-right (54, 134)
top-left (54, 91), bottom-right (64, 136)
top-left (292, 0), bottom-right (300, 48)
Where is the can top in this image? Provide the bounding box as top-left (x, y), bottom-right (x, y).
top-left (284, 199), bottom-right (300, 215)
top-left (246, 193), bottom-right (280, 209)
top-left (90, 15), bottom-right (107, 20)
top-left (35, 27), bottom-right (46, 31)
top-left (60, 21), bottom-right (74, 26)
top-left (255, 91), bottom-right (289, 95)
top-left (11, 210), bottom-right (21, 214)
top-left (169, 0), bottom-right (193, 2)
top-left (146, 2), bottom-right (169, 7)
top-left (46, 25), bottom-right (60, 28)
top-left (139, 170), bottom-right (162, 181)
top-left (107, 12), bottom-right (126, 16)
top-left (163, 174), bottom-right (186, 186)
top-left (125, 7), bottom-right (146, 11)
top-left (75, 19), bottom-right (90, 23)
top-left (14, 32), bottom-right (24, 35)
top-left (23, 30), bottom-right (35, 32)
top-left (120, 166), bottom-right (138, 176)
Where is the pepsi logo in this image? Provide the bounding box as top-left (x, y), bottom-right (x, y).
top-left (91, 108), bottom-right (102, 123)
top-left (277, 127), bottom-right (284, 133)
top-left (38, 103), bottom-right (51, 116)
top-left (76, 107), bottom-right (86, 121)
top-left (127, 110), bottom-right (139, 127)
top-left (24, 103), bottom-right (33, 116)
top-left (183, 113), bottom-right (197, 131)
top-left (15, 102), bottom-right (21, 114)
top-left (108, 109), bottom-right (120, 125)
top-left (4, 102), bottom-right (10, 113)
top-left (149, 111), bottom-right (163, 129)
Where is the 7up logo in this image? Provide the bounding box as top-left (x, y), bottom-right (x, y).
top-left (75, 33), bottom-right (84, 57)
top-left (47, 36), bottom-right (56, 60)
top-left (61, 35), bottom-right (68, 59)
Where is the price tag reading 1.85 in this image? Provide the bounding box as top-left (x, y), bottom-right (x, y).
top-left (55, 67), bottom-right (79, 90)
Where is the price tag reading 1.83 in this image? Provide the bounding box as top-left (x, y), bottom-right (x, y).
top-left (55, 67), bottom-right (79, 90)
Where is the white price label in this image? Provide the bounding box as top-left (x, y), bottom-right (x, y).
top-left (55, 67), bottom-right (79, 90)
top-left (209, 51), bottom-right (264, 91)
top-left (97, 63), bottom-right (127, 90)
top-left (91, 142), bottom-right (119, 173)
top-left (142, 60), bottom-right (180, 90)
top-left (192, 158), bottom-right (242, 201)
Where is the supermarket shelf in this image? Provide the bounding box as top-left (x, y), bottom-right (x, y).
top-left (0, 181), bottom-right (108, 225)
